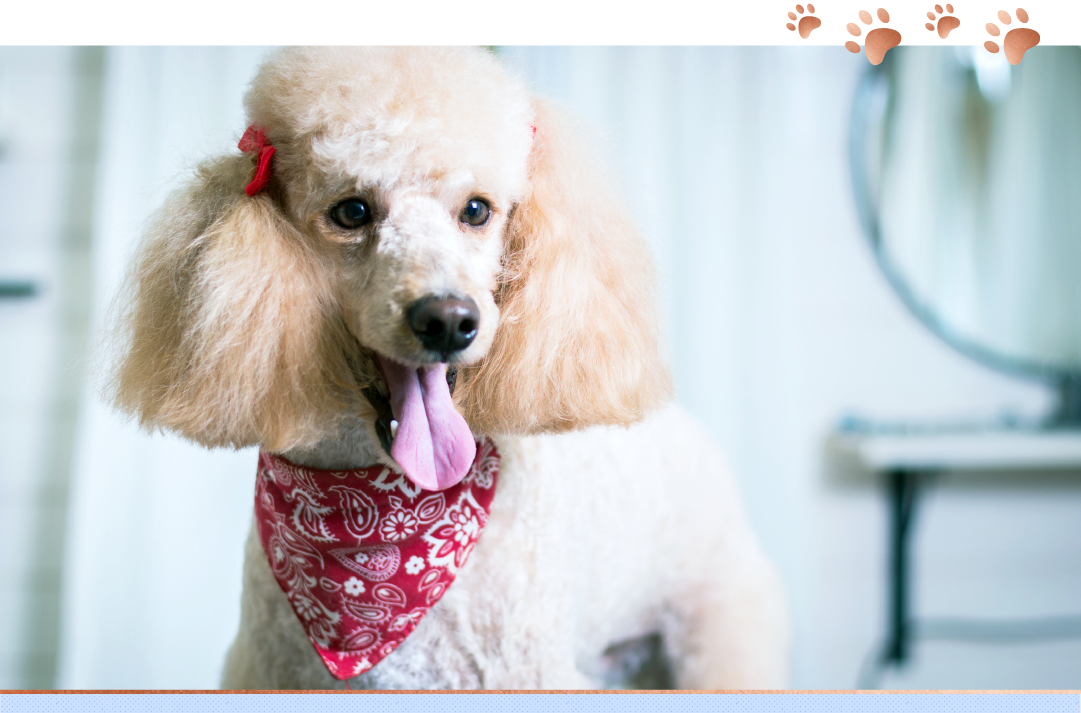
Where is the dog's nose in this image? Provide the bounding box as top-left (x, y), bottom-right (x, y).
top-left (407, 295), bottom-right (480, 358)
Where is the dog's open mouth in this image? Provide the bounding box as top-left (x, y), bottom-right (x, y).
top-left (361, 357), bottom-right (474, 492)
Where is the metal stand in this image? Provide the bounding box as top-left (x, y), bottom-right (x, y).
top-left (1054, 377), bottom-right (1081, 426)
top-left (883, 469), bottom-right (919, 667)
top-left (858, 469), bottom-right (922, 689)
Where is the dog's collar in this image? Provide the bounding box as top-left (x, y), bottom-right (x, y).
top-left (254, 439), bottom-right (499, 681)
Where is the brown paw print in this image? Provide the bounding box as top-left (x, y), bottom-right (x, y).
top-left (926, 4), bottom-right (960, 38)
top-left (846, 8), bottom-right (902, 66)
top-left (786, 4), bottom-right (821, 39)
top-left (985, 8), bottom-right (1040, 65)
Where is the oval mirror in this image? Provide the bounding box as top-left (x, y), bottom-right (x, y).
top-left (850, 46), bottom-right (1081, 423)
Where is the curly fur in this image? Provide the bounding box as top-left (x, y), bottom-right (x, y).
top-left (107, 46), bottom-right (786, 689)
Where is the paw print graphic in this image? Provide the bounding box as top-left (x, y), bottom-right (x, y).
top-left (926, 4), bottom-right (961, 38)
top-left (846, 8), bottom-right (902, 66)
top-left (785, 4), bottom-right (821, 39)
top-left (985, 8), bottom-right (1040, 65)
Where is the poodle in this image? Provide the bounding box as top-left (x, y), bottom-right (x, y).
top-left (108, 46), bottom-right (787, 690)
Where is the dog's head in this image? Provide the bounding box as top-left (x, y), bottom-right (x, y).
top-left (110, 47), bottom-right (671, 483)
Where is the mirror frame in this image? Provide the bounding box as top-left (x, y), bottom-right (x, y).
top-left (848, 49), bottom-right (1081, 423)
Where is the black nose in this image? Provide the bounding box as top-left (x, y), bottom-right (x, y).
top-left (407, 295), bottom-right (480, 358)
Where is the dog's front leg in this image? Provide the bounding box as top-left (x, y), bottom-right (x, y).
top-left (662, 549), bottom-right (789, 689)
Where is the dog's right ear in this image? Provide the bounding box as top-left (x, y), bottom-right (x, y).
top-left (108, 153), bottom-right (360, 452)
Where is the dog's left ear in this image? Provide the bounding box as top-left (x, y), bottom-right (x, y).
top-left (456, 99), bottom-right (673, 435)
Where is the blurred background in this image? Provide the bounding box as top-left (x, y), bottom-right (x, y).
top-left (1, 46), bottom-right (1078, 690)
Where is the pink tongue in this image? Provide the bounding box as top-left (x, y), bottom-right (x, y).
top-left (377, 357), bottom-right (476, 491)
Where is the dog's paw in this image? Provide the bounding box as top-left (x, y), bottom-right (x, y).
top-left (985, 8), bottom-right (1040, 65)
top-left (846, 8), bottom-right (902, 66)
top-left (926, 4), bottom-right (961, 38)
top-left (785, 3), bottom-right (821, 39)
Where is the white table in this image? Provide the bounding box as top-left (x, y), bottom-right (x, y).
top-left (832, 429), bottom-right (1081, 472)
top-left (827, 427), bottom-right (1081, 687)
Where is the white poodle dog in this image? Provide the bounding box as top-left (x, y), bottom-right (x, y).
top-left (108, 46), bottom-right (786, 690)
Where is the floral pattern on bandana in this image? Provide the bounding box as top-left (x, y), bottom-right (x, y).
top-left (254, 439), bottom-right (499, 681)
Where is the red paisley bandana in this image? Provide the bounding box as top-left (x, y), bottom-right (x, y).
top-left (254, 439), bottom-right (499, 680)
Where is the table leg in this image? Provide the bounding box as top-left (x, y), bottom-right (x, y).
top-left (884, 468), bottom-right (918, 666)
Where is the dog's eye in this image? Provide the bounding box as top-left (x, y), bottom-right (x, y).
top-left (459, 198), bottom-right (490, 227)
top-left (330, 199), bottom-right (372, 229)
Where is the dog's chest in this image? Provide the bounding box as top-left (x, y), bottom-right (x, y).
top-left (348, 435), bottom-right (570, 688)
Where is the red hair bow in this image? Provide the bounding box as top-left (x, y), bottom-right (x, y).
top-left (238, 125), bottom-right (276, 197)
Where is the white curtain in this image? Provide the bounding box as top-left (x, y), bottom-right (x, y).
top-left (58, 47), bottom-right (1056, 689)
top-left (57, 47), bottom-right (272, 689)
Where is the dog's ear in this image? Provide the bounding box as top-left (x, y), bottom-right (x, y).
top-left (457, 99), bottom-right (673, 435)
top-left (109, 154), bottom-right (361, 452)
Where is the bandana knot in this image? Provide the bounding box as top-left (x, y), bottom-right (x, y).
top-left (238, 125), bottom-right (276, 197)
top-left (254, 438), bottom-right (500, 680)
